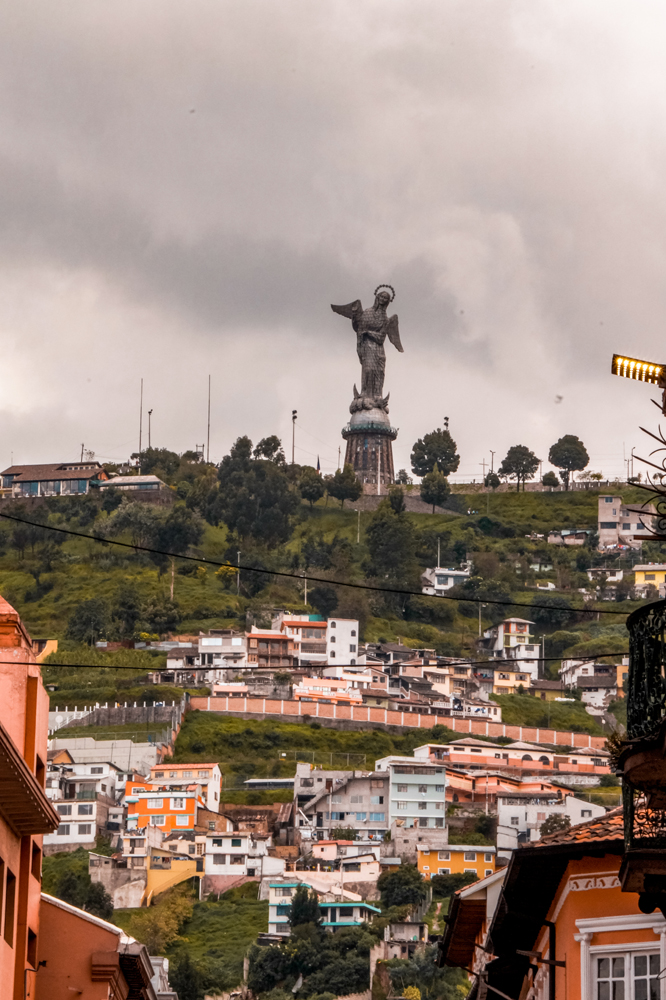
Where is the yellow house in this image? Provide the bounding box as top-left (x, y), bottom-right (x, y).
top-left (492, 668), bottom-right (532, 696)
top-left (633, 564), bottom-right (666, 596)
top-left (417, 844), bottom-right (496, 880)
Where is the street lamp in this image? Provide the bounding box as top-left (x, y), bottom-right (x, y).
top-left (292, 410), bottom-right (298, 464)
top-left (148, 409), bottom-right (153, 450)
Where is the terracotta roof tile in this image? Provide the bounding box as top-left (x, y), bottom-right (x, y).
top-left (535, 806), bottom-right (623, 846)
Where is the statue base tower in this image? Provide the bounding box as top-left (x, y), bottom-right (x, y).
top-left (342, 406), bottom-right (398, 487)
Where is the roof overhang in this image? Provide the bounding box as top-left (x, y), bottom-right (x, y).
top-left (0, 721), bottom-right (60, 836)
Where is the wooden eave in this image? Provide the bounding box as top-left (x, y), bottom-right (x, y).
top-left (0, 720), bottom-right (60, 836)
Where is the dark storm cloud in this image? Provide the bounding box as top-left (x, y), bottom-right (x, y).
top-left (2, 0), bottom-right (666, 478)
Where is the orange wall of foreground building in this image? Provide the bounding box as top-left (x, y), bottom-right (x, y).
top-left (0, 596), bottom-right (58, 1000)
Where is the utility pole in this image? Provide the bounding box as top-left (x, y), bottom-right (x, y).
top-left (437, 536), bottom-right (441, 568)
top-left (236, 551), bottom-right (241, 595)
top-left (80, 443), bottom-right (84, 462)
top-left (138, 378), bottom-right (143, 473)
top-left (292, 411), bottom-right (297, 464)
top-left (480, 459), bottom-right (487, 480)
top-left (207, 375), bottom-right (211, 463)
top-left (338, 446), bottom-right (341, 471)
top-left (357, 509), bottom-right (361, 544)
top-left (490, 450), bottom-right (495, 473)
top-left (148, 409), bottom-right (153, 449)
top-left (304, 575), bottom-right (308, 606)
top-left (377, 444), bottom-right (381, 495)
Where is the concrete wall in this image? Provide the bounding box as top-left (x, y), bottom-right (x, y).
top-left (89, 864), bottom-right (147, 909)
top-left (189, 697), bottom-right (606, 748)
top-left (47, 736), bottom-right (160, 774)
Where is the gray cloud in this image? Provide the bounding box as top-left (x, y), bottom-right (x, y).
top-left (1, 0), bottom-right (666, 480)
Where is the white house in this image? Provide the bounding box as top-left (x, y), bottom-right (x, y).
top-left (374, 756), bottom-right (447, 830)
top-left (204, 831), bottom-right (285, 886)
top-left (496, 791), bottom-right (606, 857)
top-left (421, 566), bottom-right (470, 595)
top-left (478, 618), bottom-right (540, 677)
top-left (198, 631), bottom-right (248, 673)
top-left (598, 495), bottom-right (656, 550)
top-left (327, 618), bottom-right (363, 665)
top-left (267, 880), bottom-right (380, 936)
top-left (43, 760), bottom-right (123, 853)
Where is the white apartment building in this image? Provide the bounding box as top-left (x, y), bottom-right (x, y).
top-left (598, 495), bottom-right (656, 550)
top-left (267, 880), bottom-right (380, 937)
top-left (478, 618), bottom-right (540, 678)
top-left (374, 756), bottom-right (447, 830)
top-left (199, 630), bottom-right (248, 673)
top-left (276, 614), bottom-right (328, 665)
top-left (149, 762), bottom-right (222, 812)
top-left (496, 791), bottom-right (606, 856)
top-left (327, 618), bottom-right (364, 665)
top-left (205, 832), bottom-right (285, 881)
top-left (421, 566), bottom-right (471, 594)
top-left (296, 765), bottom-right (390, 841)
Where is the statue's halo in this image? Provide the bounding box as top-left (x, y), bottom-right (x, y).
top-left (374, 284), bottom-right (395, 303)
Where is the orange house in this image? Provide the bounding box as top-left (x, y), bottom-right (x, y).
top-left (126, 779), bottom-right (205, 833)
top-left (440, 808), bottom-right (664, 1000)
top-left (0, 595), bottom-right (59, 1000)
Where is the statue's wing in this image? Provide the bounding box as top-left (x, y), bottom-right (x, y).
top-left (331, 300), bottom-right (363, 331)
top-left (387, 313), bottom-right (404, 352)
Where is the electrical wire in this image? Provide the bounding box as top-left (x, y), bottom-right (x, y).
top-left (0, 510), bottom-right (634, 616)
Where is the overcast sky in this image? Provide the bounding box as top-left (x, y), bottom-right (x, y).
top-left (2, 1), bottom-right (666, 481)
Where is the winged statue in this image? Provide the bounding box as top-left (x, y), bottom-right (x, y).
top-left (331, 285), bottom-right (403, 414)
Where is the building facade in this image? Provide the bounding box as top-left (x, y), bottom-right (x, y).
top-left (375, 756), bottom-right (447, 830)
top-left (1, 461), bottom-right (108, 497)
top-left (417, 844), bottom-right (496, 880)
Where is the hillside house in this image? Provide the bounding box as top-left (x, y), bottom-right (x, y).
top-left (478, 617), bottom-right (541, 676)
top-left (421, 566), bottom-right (471, 594)
top-left (598, 495), bottom-right (656, 549)
top-left (1, 461), bottom-right (108, 497)
top-left (417, 844), bottom-right (496, 880)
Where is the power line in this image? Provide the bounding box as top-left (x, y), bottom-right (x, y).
top-left (0, 510), bottom-right (632, 617)
top-left (31, 650), bottom-right (628, 670)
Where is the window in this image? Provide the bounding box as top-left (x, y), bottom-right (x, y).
top-left (371, 796), bottom-right (384, 805)
top-left (350, 795), bottom-right (364, 804)
top-left (171, 798), bottom-right (186, 809)
top-left (213, 854), bottom-right (226, 865)
top-left (169, 771), bottom-right (177, 778)
top-left (212, 838), bottom-right (223, 847)
top-left (397, 802), bottom-right (408, 811)
top-left (91, 767), bottom-right (103, 774)
top-left (418, 785), bottom-right (427, 793)
top-left (435, 802), bottom-right (444, 810)
top-left (600, 522), bottom-right (617, 529)
top-left (330, 636), bottom-right (336, 643)
top-left (148, 798), bottom-right (163, 809)
top-left (595, 952), bottom-right (661, 999)
top-left (57, 804), bottom-right (71, 816)
top-left (582, 809), bottom-right (592, 818)
top-left (198, 770), bottom-right (210, 778)
top-left (78, 824), bottom-right (92, 836)
top-left (485, 869), bottom-right (493, 876)
top-left (397, 783), bottom-right (408, 793)
top-left (209, 822), bottom-right (216, 831)
top-left (438, 867), bottom-right (450, 875)
top-left (418, 817), bottom-right (428, 827)
top-left (330, 621), bottom-right (336, 628)
top-left (176, 816), bottom-right (190, 827)
top-left (57, 824), bottom-right (71, 836)
top-left (369, 813), bottom-right (385, 822)
top-left (423, 865), bottom-right (430, 871)
top-left (464, 852), bottom-right (477, 861)
top-left (351, 630), bottom-right (356, 636)
top-left (435, 817), bottom-right (444, 828)
top-left (355, 812), bottom-right (367, 821)
top-left (151, 815), bottom-right (165, 826)
top-left (604, 497), bottom-right (613, 502)
top-left (645, 574), bottom-right (656, 581)
top-left (231, 855), bottom-right (245, 865)
top-left (484, 853), bottom-right (493, 862)
top-left (231, 838), bottom-right (242, 847)
top-left (371, 780), bottom-right (385, 788)
top-left (418, 802), bottom-right (427, 810)
top-left (277, 887), bottom-right (292, 897)
top-left (154, 771), bottom-right (164, 778)
top-left (464, 868), bottom-right (477, 874)
top-left (332, 795), bottom-right (342, 803)
top-left (510, 817), bottom-right (520, 826)
top-left (330, 651), bottom-right (336, 658)
top-left (78, 804), bottom-right (93, 816)
top-left (435, 785), bottom-right (444, 792)
top-left (331, 812), bottom-right (345, 820)
top-left (349, 645), bottom-right (356, 653)
top-left (4, 868), bottom-right (15, 946)
top-left (182, 771), bottom-right (193, 778)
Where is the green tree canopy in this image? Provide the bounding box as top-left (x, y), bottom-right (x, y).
top-left (542, 471), bottom-right (560, 489)
top-left (66, 598), bottom-right (109, 644)
top-left (377, 864), bottom-right (427, 908)
top-left (325, 465), bottom-right (362, 508)
top-left (410, 428), bottom-right (460, 478)
top-left (419, 464), bottom-right (451, 513)
top-left (288, 885), bottom-right (322, 928)
top-left (365, 500), bottom-right (417, 589)
top-left (498, 445), bottom-right (540, 491)
top-left (430, 872), bottom-right (478, 899)
top-left (395, 469), bottom-right (413, 484)
top-left (484, 471), bottom-right (501, 491)
top-left (548, 434), bottom-right (589, 490)
top-left (539, 813), bottom-right (571, 838)
top-left (300, 467), bottom-right (326, 507)
top-left (254, 436), bottom-right (286, 463)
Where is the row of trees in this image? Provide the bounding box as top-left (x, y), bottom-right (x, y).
top-left (485, 435), bottom-right (590, 492)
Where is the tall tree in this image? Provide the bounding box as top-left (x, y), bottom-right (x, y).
top-left (548, 435), bottom-right (589, 490)
top-left (288, 885), bottom-right (322, 928)
top-left (253, 436), bottom-right (286, 464)
top-left (419, 464), bottom-right (451, 513)
top-left (377, 865), bottom-right (427, 907)
top-left (326, 465), bottom-right (362, 509)
top-left (410, 427), bottom-right (460, 478)
top-left (365, 499), bottom-right (417, 589)
top-left (498, 445), bottom-right (540, 491)
top-left (299, 467), bottom-right (326, 507)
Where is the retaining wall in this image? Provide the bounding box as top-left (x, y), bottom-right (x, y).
top-left (188, 696), bottom-right (607, 749)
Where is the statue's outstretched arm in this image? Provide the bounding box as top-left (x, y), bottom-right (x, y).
top-left (386, 314), bottom-right (404, 352)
